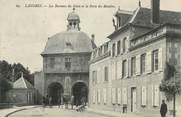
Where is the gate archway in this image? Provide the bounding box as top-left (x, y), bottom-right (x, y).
top-left (48, 82), bottom-right (63, 105)
top-left (72, 82), bottom-right (88, 106)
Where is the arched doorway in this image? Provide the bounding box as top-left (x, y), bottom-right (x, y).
top-left (48, 82), bottom-right (63, 105)
top-left (72, 82), bottom-right (88, 106)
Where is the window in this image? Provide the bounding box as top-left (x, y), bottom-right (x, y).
top-left (152, 50), bottom-right (159, 71)
top-left (104, 66), bottom-right (108, 81)
top-left (65, 57), bottom-right (71, 70)
top-left (103, 88), bottom-right (107, 104)
top-left (141, 86), bottom-right (147, 106)
top-left (122, 60), bottom-right (127, 78)
top-left (123, 38), bottom-right (127, 53)
top-left (50, 57), bottom-right (55, 68)
top-left (112, 43), bottom-right (115, 57)
top-left (141, 54), bottom-right (146, 74)
top-left (117, 41), bottom-right (121, 55)
top-left (92, 71), bottom-right (97, 84)
top-left (104, 43), bottom-right (108, 53)
top-left (98, 47), bottom-right (102, 56)
top-left (131, 57), bottom-right (136, 76)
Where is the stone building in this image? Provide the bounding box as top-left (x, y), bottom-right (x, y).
top-left (89, 0), bottom-right (181, 116)
top-left (35, 9), bottom-right (96, 105)
top-left (6, 73), bottom-right (36, 105)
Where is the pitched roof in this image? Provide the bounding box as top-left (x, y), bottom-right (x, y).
top-left (108, 7), bottom-right (181, 39)
top-left (13, 75), bottom-right (34, 89)
top-left (131, 7), bottom-right (181, 27)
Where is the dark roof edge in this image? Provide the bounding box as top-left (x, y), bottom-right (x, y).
top-left (131, 23), bottom-right (181, 41)
top-left (107, 23), bottom-right (153, 39)
top-left (41, 51), bottom-right (92, 56)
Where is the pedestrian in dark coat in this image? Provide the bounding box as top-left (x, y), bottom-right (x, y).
top-left (160, 100), bottom-right (167, 117)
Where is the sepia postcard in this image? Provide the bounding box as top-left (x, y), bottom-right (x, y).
top-left (0, 0), bottom-right (181, 117)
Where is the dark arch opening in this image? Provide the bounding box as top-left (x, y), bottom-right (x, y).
top-left (72, 82), bottom-right (88, 106)
top-left (48, 82), bottom-right (63, 105)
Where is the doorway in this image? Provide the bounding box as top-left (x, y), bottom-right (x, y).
top-left (48, 82), bottom-right (63, 105)
top-left (72, 82), bottom-right (88, 106)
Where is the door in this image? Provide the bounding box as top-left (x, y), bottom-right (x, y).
top-left (131, 87), bottom-right (137, 112)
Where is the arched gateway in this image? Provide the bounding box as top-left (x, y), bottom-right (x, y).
top-left (72, 82), bottom-right (88, 106)
top-left (38, 9), bottom-right (96, 106)
top-left (48, 82), bottom-right (63, 105)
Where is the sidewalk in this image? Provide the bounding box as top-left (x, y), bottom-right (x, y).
top-left (0, 105), bottom-right (37, 117)
top-left (87, 108), bottom-right (171, 117)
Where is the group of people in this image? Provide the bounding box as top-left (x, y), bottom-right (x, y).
top-left (42, 95), bottom-right (53, 108)
top-left (42, 95), bottom-right (86, 111)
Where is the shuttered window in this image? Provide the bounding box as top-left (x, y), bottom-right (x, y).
top-left (122, 88), bottom-right (127, 104)
top-left (112, 43), bottom-right (116, 57)
top-left (93, 90), bottom-right (96, 104)
top-left (146, 52), bottom-right (152, 73)
top-left (112, 88), bottom-right (116, 104)
top-left (103, 88), bottom-right (107, 104)
top-left (117, 40), bottom-right (121, 55)
top-left (97, 89), bottom-right (101, 104)
top-left (152, 50), bottom-right (159, 72)
top-left (158, 48), bottom-right (163, 71)
top-left (117, 88), bottom-right (121, 104)
top-left (104, 66), bottom-right (108, 81)
top-left (141, 54), bottom-right (146, 74)
top-left (141, 86), bottom-right (147, 106)
top-left (131, 57), bottom-right (136, 76)
top-left (122, 60), bottom-right (127, 78)
top-left (154, 85), bottom-right (160, 106)
top-left (136, 55), bottom-right (140, 75)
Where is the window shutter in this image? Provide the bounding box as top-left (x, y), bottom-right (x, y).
top-left (117, 61), bottom-right (122, 79)
top-left (98, 89), bottom-right (101, 103)
top-left (141, 86), bottom-right (147, 106)
top-left (117, 88), bottom-right (121, 104)
top-left (102, 66), bottom-right (104, 82)
top-left (154, 85), bottom-right (160, 106)
top-left (136, 55), bottom-right (140, 75)
top-left (115, 43), bottom-right (117, 56)
top-left (112, 88), bottom-right (116, 104)
top-left (158, 48), bottom-right (163, 71)
top-left (126, 59), bottom-right (129, 78)
top-left (146, 51), bottom-right (152, 74)
top-left (151, 85), bottom-right (154, 106)
top-left (121, 40), bottom-right (123, 54)
top-left (112, 62), bottom-right (116, 80)
top-left (93, 90), bottom-right (96, 104)
top-left (103, 88), bottom-right (107, 104)
top-left (126, 38), bottom-right (129, 52)
top-left (123, 88), bottom-right (127, 104)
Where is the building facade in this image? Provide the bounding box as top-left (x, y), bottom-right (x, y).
top-left (6, 73), bottom-right (36, 105)
top-left (35, 9), bottom-right (96, 105)
top-left (89, 0), bottom-right (181, 116)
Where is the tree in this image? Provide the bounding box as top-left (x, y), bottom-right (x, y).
top-left (160, 62), bottom-right (181, 117)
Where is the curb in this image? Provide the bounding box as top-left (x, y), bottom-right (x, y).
top-left (86, 109), bottom-right (120, 117)
top-left (5, 106), bottom-right (38, 117)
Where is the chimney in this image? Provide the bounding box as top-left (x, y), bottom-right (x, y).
top-left (151, 0), bottom-right (160, 24)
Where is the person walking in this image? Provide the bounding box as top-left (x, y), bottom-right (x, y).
top-left (61, 95), bottom-right (64, 109)
top-left (70, 95), bottom-right (74, 109)
top-left (58, 97), bottom-right (61, 108)
top-left (49, 96), bottom-right (52, 108)
top-left (160, 100), bottom-right (167, 117)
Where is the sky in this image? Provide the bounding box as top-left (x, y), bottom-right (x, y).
top-left (0, 0), bottom-right (181, 72)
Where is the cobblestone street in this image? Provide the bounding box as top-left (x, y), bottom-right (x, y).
top-left (7, 106), bottom-right (111, 117)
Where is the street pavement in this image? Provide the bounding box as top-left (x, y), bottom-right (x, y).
top-left (4, 106), bottom-right (174, 117)
top-left (7, 106), bottom-right (111, 117)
